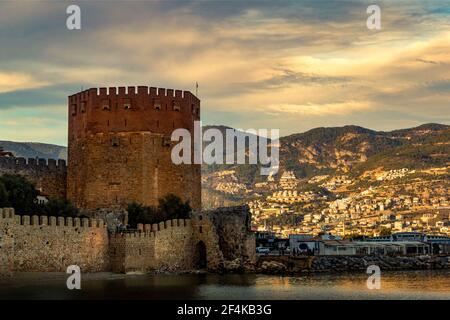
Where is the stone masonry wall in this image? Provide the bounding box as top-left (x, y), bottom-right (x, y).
top-left (109, 231), bottom-right (155, 273)
top-left (108, 206), bottom-right (256, 273)
top-left (191, 213), bottom-right (225, 270)
top-left (68, 132), bottom-right (200, 212)
top-left (203, 205), bottom-right (256, 264)
top-left (0, 208), bottom-right (15, 276)
top-left (1, 206), bottom-right (257, 275)
top-left (110, 218), bottom-right (213, 273)
top-left (153, 219), bottom-right (196, 271)
top-left (0, 157), bottom-right (67, 199)
top-left (0, 208), bottom-right (109, 273)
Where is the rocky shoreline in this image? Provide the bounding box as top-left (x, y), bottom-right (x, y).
top-left (207, 255), bottom-right (450, 275)
top-left (4, 255), bottom-right (450, 278)
top-left (310, 255), bottom-right (450, 272)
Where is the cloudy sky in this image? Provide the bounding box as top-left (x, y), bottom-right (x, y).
top-left (0, 0), bottom-right (449, 145)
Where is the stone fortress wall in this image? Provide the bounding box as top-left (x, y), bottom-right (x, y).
top-left (0, 207), bottom-right (109, 274)
top-left (0, 208), bottom-right (14, 276)
top-left (67, 86), bottom-right (201, 212)
top-left (0, 86), bottom-right (256, 277)
top-left (203, 206), bottom-right (256, 264)
top-left (110, 218), bottom-right (220, 273)
top-left (0, 157), bottom-right (67, 199)
top-left (0, 206), bottom-right (255, 276)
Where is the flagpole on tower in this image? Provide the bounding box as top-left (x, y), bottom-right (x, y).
top-left (195, 82), bottom-right (198, 97)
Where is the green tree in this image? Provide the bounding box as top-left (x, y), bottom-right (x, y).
top-left (127, 202), bottom-right (161, 228)
top-left (379, 227), bottom-right (392, 236)
top-left (0, 174), bottom-right (38, 214)
top-left (38, 198), bottom-right (78, 217)
top-left (343, 233), bottom-right (365, 240)
top-left (127, 194), bottom-right (192, 228)
top-left (158, 193), bottom-right (192, 220)
top-left (0, 180), bottom-right (9, 207)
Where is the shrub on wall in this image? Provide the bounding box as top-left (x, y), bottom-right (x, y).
top-left (127, 193), bottom-right (192, 228)
top-left (38, 198), bottom-right (79, 217)
top-left (158, 193), bottom-right (192, 220)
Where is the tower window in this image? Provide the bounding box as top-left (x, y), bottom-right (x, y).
top-left (173, 101), bottom-right (181, 111)
top-left (199, 226), bottom-right (203, 234)
top-left (122, 98), bottom-right (132, 110)
top-left (154, 99), bottom-right (162, 110)
top-left (71, 104), bottom-right (77, 116)
top-left (102, 99), bottom-right (110, 110)
top-left (162, 136), bottom-right (171, 147)
top-left (111, 137), bottom-right (120, 147)
top-left (80, 102), bottom-right (86, 113)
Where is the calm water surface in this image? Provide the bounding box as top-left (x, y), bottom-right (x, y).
top-left (1, 270), bottom-right (450, 299)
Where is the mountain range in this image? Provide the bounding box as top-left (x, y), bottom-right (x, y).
top-left (1, 123), bottom-right (448, 183)
top-left (281, 123), bottom-right (449, 178)
top-left (0, 141), bottom-right (67, 161)
top-left (202, 123), bottom-right (449, 184)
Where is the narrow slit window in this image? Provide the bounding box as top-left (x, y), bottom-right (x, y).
top-left (154, 99), bottom-right (162, 110)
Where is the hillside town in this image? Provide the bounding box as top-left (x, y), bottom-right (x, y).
top-left (204, 168), bottom-right (450, 239)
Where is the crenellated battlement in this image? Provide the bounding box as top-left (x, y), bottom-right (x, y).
top-left (0, 207), bottom-right (105, 228)
top-left (0, 205), bottom-right (254, 275)
top-left (18, 215), bottom-right (105, 228)
top-left (0, 156), bottom-right (66, 171)
top-left (67, 85), bottom-right (200, 131)
top-left (68, 86), bottom-right (199, 104)
top-left (0, 207), bottom-right (15, 219)
top-left (0, 156), bottom-right (67, 199)
top-left (141, 218), bottom-right (192, 233)
top-left (111, 218), bottom-right (192, 239)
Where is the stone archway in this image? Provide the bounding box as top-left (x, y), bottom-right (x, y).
top-left (195, 241), bottom-right (207, 269)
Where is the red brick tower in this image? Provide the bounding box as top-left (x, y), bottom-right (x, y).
top-left (67, 86), bottom-right (201, 212)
